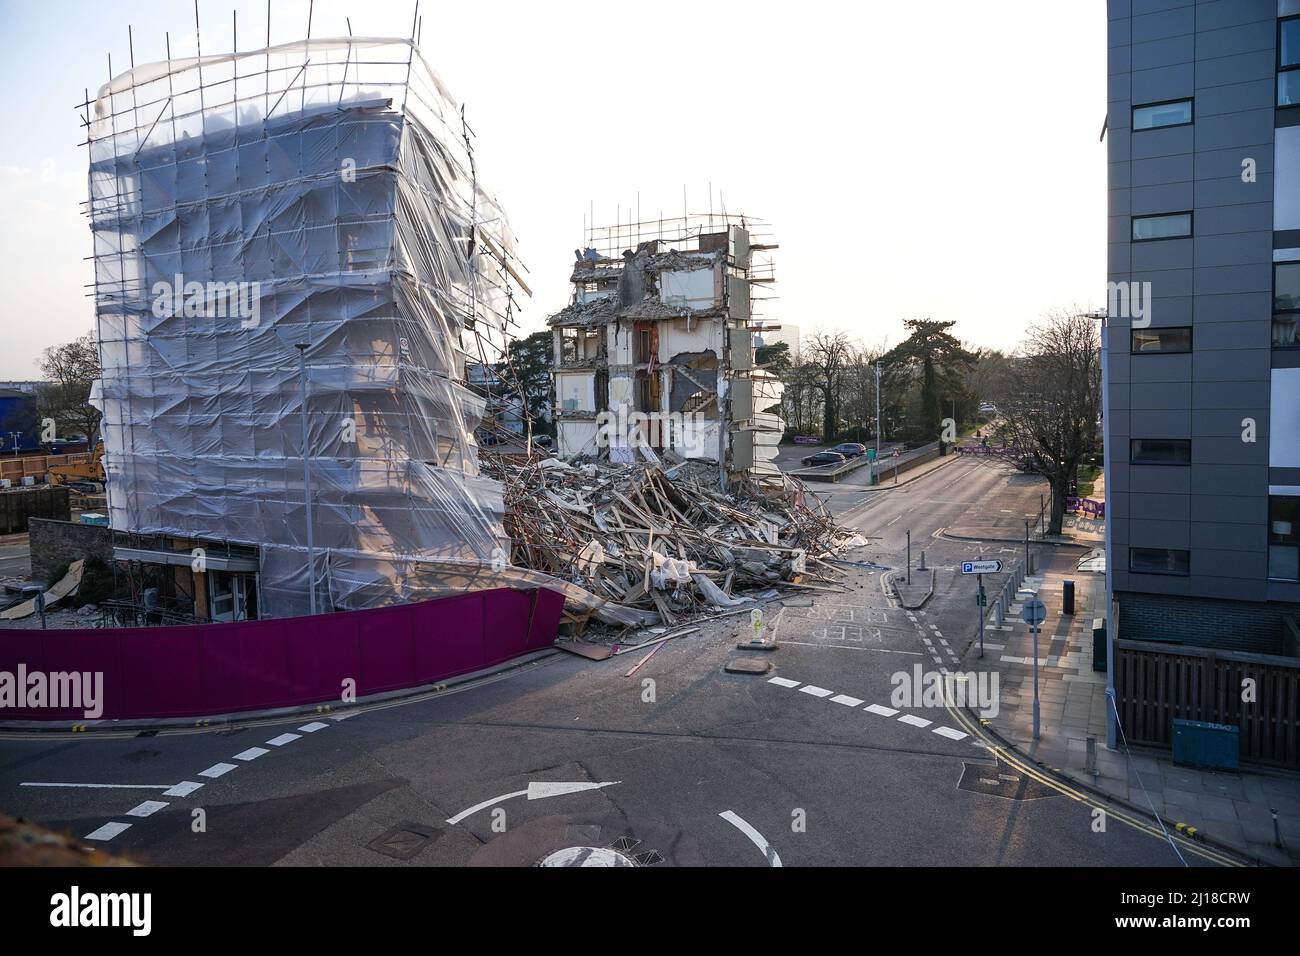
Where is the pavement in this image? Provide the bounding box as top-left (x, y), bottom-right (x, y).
top-left (965, 545), bottom-right (1300, 867)
top-left (0, 456), bottom-right (1257, 866)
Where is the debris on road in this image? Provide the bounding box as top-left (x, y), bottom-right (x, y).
top-left (483, 455), bottom-right (863, 637)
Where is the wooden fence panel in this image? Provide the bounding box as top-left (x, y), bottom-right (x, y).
top-left (1114, 638), bottom-right (1300, 768)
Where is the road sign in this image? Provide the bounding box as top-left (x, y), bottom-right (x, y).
top-left (962, 560), bottom-right (1003, 575)
top-left (1021, 599), bottom-right (1047, 626)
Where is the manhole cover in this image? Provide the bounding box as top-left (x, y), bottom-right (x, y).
top-left (538, 846), bottom-right (637, 867)
top-left (958, 759), bottom-right (1060, 801)
top-left (367, 822), bottom-right (443, 861)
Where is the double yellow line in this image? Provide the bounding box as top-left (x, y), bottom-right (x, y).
top-left (942, 695), bottom-right (1248, 868)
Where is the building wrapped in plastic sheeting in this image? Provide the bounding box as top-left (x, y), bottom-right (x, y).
top-left (86, 38), bottom-right (526, 618)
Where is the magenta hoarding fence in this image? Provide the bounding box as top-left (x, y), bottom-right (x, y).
top-left (0, 587), bottom-right (564, 721)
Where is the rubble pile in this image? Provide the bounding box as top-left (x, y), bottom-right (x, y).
top-left (481, 455), bottom-right (862, 627)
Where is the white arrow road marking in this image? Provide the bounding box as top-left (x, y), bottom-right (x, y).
top-left (719, 810), bottom-right (782, 867)
top-left (446, 781), bottom-right (621, 825)
top-left (84, 822), bottom-right (131, 841)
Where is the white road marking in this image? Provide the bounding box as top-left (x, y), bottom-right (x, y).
top-left (199, 762), bottom-right (237, 779)
top-left (767, 677), bottom-right (800, 688)
top-left (163, 781), bottom-right (204, 797)
top-left (125, 800), bottom-right (169, 818)
top-left (898, 714), bottom-right (932, 728)
top-left (298, 722), bottom-right (329, 732)
top-left (85, 822), bottom-right (131, 841)
top-left (939, 639), bottom-right (950, 647)
top-left (932, 726), bottom-right (968, 740)
top-left (21, 782), bottom-right (175, 790)
top-left (446, 781), bottom-right (621, 826)
top-left (864, 704), bottom-right (899, 717)
top-left (266, 733), bottom-right (301, 747)
top-left (830, 694), bottom-right (864, 707)
top-left (233, 747), bottom-right (270, 761)
top-left (798, 685), bottom-right (833, 698)
top-left (718, 810), bottom-right (782, 867)
top-left (979, 777), bottom-right (1000, 786)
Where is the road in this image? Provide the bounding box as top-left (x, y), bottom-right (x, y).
top-left (0, 455), bottom-right (1226, 867)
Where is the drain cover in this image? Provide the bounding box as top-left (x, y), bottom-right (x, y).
top-left (538, 846), bottom-right (637, 867)
top-left (367, 822), bottom-right (443, 861)
top-left (958, 760), bottom-right (1060, 801)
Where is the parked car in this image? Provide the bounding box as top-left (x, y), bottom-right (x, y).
top-left (801, 451), bottom-right (847, 467)
top-left (829, 442), bottom-right (867, 459)
top-left (979, 403), bottom-right (998, 416)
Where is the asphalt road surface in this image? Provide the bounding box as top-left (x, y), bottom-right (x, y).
top-left (0, 456), bottom-right (1228, 867)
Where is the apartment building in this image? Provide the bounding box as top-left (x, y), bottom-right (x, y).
top-left (1105, 0), bottom-right (1300, 653)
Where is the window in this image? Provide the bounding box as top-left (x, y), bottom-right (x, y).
top-left (1132, 327), bottom-right (1192, 353)
top-left (1269, 496), bottom-right (1299, 581)
top-left (1130, 547), bottom-right (1190, 576)
top-left (1282, 16), bottom-right (1300, 107)
top-left (1130, 438), bottom-right (1191, 465)
top-left (1132, 212), bottom-right (1192, 241)
top-left (1277, 262), bottom-right (1300, 349)
top-left (1132, 99), bottom-right (1192, 130)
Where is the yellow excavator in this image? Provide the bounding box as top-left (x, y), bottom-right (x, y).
top-left (46, 442), bottom-right (105, 490)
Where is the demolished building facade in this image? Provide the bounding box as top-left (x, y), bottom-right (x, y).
top-left (547, 217), bottom-right (785, 482)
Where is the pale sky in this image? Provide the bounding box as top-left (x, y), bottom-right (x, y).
top-left (0, 0), bottom-right (1107, 378)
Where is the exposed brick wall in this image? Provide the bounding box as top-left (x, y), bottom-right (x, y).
top-left (28, 518), bottom-right (114, 585)
top-left (1117, 590), bottom-right (1295, 656)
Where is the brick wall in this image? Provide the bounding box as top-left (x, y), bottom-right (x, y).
top-left (28, 518), bottom-right (114, 584)
top-left (1117, 591), bottom-right (1293, 656)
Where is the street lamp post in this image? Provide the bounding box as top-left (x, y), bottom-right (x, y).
top-left (295, 343), bottom-right (318, 617)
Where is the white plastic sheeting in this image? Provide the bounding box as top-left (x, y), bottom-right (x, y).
top-left (88, 38), bottom-right (525, 617)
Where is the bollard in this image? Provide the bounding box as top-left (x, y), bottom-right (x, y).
top-left (994, 601), bottom-right (1003, 628)
top-left (1063, 579), bottom-right (1075, 615)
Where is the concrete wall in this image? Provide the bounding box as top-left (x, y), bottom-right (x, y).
top-left (28, 518), bottom-right (113, 584)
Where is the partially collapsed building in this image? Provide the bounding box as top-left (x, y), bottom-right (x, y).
top-left (547, 216), bottom-right (785, 482)
top-left (86, 37), bottom-right (526, 620)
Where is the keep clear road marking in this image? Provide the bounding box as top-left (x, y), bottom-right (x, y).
top-left (84, 822), bottom-right (131, 841)
top-left (445, 781), bottom-right (621, 826)
top-left (199, 762), bottom-right (238, 779)
top-left (719, 810), bottom-right (782, 867)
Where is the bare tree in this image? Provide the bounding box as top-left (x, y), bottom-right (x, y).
top-left (36, 332), bottom-right (102, 446)
top-left (991, 310), bottom-right (1102, 535)
top-left (803, 330), bottom-right (851, 440)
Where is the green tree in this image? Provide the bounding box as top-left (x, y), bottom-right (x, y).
top-left (36, 332), bottom-right (102, 446)
top-left (504, 330), bottom-right (555, 431)
top-left (879, 319), bottom-right (976, 444)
